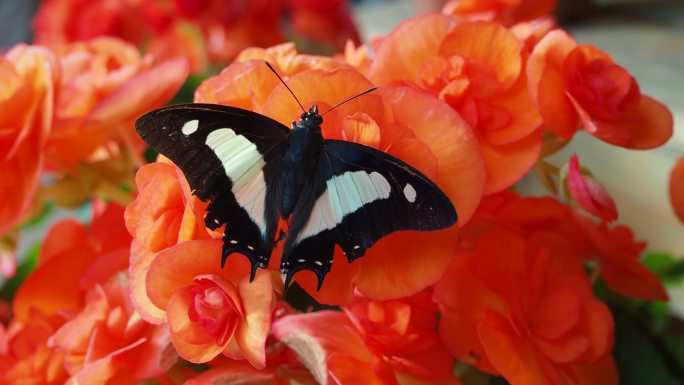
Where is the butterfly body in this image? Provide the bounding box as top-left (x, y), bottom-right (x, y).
top-left (280, 106), bottom-right (324, 219)
top-left (136, 102), bottom-right (457, 290)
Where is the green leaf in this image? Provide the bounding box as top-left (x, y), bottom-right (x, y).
top-left (646, 300), bottom-right (671, 333)
top-left (0, 242), bottom-right (40, 301)
top-left (612, 306), bottom-right (684, 384)
top-left (643, 252), bottom-right (676, 272)
top-left (642, 251), bottom-right (684, 285)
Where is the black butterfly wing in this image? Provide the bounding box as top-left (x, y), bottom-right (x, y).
top-left (281, 139), bottom-right (458, 289)
top-left (135, 103), bottom-right (290, 276)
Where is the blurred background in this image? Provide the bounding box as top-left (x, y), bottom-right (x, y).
top-left (1, 0), bottom-right (682, 307)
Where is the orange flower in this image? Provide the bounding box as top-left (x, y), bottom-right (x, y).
top-left (289, 0), bottom-right (361, 54)
top-left (273, 292), bottom-right (460, 385)
top-left (0, 311), bottom-right (68, 385)
top-left (50, 277), bottom-right (174, 384)
top-left (434, 226), bottom-right (617, 385)
top-left (527, 29), bottom-right (673, 149)
top-left (125, 159), bottom-right (217, 324)
top-left (669, 155), bottom-right (684, 224)
top-left (573, 214), bottom-right (668, 301)
top-left (442, 0), bottom-right (557, 25)
top-left (564, 154), bottom-right (618, 222)
top-left (468, 192), bottom-right (667, 301)
top-left (33, 0), bottom-right (165, 46)
top-left (368, 15), bottom-right (542, 193)
top-left (144, 239), bottom-right (274, 366)
top-left (195, 46), bottom-right (484, 304)
top-left (34, 0), bottom-right (361, 70)
top-left (13, 202), bottom-right (131, 322)
top-left (340, 40), bottom-right (372, 75)
top-left (509, 17), bottom-right (556, 54)
top-left (0, 45), bottom-right (58, 235)
top-left (197, 43), bottom-right (347, 111)
top-left (5, 202), bottom-right (175, 383)
top-left (170, 0), bottom-right (285, 64)
top-left (147, 23), bottom-right (209, 74)
top-left (46, 37), bottom-right (188, 171)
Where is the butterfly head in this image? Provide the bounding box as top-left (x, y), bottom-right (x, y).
top-left (298, 105), bottom-right (323, 128)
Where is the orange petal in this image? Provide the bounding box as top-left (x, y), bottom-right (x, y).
top-left (88, 58), bottom-right (189, 125)
top-left (39, 219), bottom-right (90, 265)
top-left (89, 202), bottom-right (131, 252)
top-left (272, 311), bottom-right (372, 385)
top-left (532, 285), bottom-right (581, 341)
top-left (51, 287), bottom-right (109, 352)
top-left (13, 245), bottom-right (96, 322)
top-left (368, 13), bottom-right (454, 85)
top-left (601, 259), bottom-right (668, 302)
top-left (234, 271), bottom-right (272, 369)
top-left (534, 333), bottom-right (589, 364)
top-left (146, 239), bottom-right (237, 312)
top-left (574, 300), bottom-right (614, 362)
top-left (434, 255), bottom-right (505, 374)
top-left (591, 95), bottom-right (673, 149)
top-left (129, 242), bottom-right (166, 324)
top-left (355, 227), bottom-right (459, 301)
top-left (80, 249), bottom-right (129, 290)
top-left (670, 155), bottom-right (684, 224)
top-left (381, 86), bottom-right (485, 223)
top-left (261, 68), bottom-right (379, 128)
top-left (527, 29), bottom-right (579, 137)
top-left (479, 130), bottom-right (541, 194)
top-left (439, 22), bottom-right (522, 89)
top-left (167, 286), bottom-right (228, 363)
top-left (341, 112), bottom-right (381, 148)
top-left (478, 321), bottom-right (554, 385)
top-left (327, 353), bottom-right (388, 385)
top-left (194, 60), bottom-right (280, 110)
top-left (482, 73), bottom-right (542, 146)
top-left (0, 142), bottom-right (44, 235)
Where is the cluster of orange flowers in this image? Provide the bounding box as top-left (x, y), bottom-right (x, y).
top-left (0, 0), bottom-right (679, 384)
top-left (34, 0), bottom-right (360, 73)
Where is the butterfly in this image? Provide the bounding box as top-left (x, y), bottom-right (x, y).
top-left (135, 64), bottom-right (458, 290)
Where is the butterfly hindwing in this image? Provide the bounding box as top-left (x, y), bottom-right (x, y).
top-left (135, 103), bottom-right (290, 275)
top-left (281, 139), bottom-right (458, 288)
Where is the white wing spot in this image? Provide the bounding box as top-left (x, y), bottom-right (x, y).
top-left (314, 261), bottom-right (323, 266)
top-left (181, 120), bottom-right (199, 135)
top-left (353, 245), bottom-right (360, 250)
top-left (247, 245), bottom-right (255, 251)
top-left (230, 240), bottom-right (238, 244)
top-left (403, 183), bottom-right (417, 203)
top-left (298, 258), bottom-right (306, 263)
top-left (213, 219), bottom-right (220, 225)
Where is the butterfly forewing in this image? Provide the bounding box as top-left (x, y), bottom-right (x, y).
top-left (135, 103), bottom-right (290, 275)
top-left (281, 139), bottom-right (458, 288)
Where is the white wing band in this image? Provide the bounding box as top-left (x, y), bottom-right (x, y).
top-left (206, 128), bottom-right (267, 236)
top-left (297, 171), bottom-right (391, 242)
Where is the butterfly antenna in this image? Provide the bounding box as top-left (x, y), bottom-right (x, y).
top-left (265, 61), bottom-right (306, 113)
top-left (321, 86), bottom-right (378, 116)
